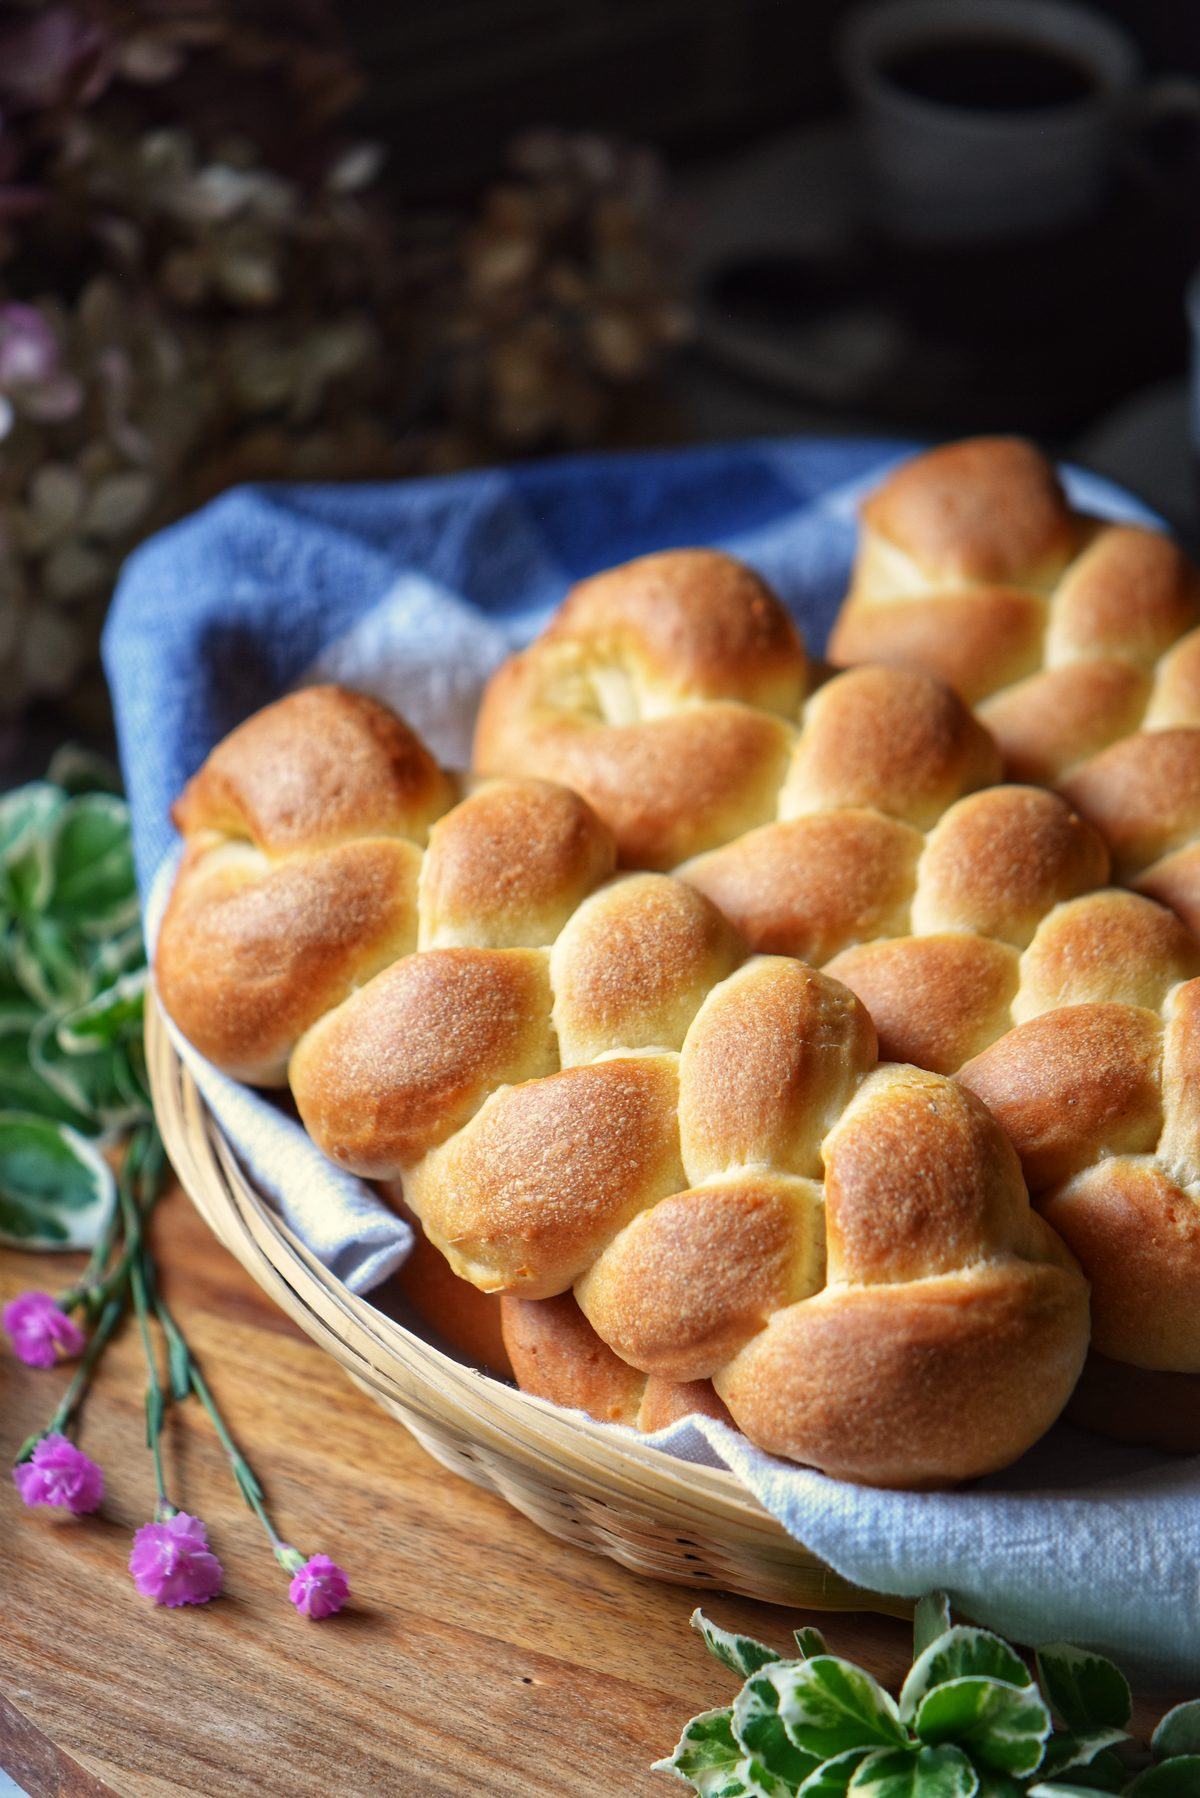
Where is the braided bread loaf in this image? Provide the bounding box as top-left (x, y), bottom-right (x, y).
top-left (829, 437), bottom-right (1200, 767)
top-left (828, 437), bottom-right (1200, 941)
top-left (156, 685), bottom-right (1088, 1487)
top-left (475, 551), bottom-right (1200, 1378)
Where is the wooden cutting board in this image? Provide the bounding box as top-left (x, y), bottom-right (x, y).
top-left (0, 1186), bottom-right (1181, 1798)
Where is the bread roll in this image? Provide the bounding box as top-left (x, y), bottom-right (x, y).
top-left (476, 552), bottom-right (1200, 1382)
top-left (160, 687), bottom-right (1089, 1486)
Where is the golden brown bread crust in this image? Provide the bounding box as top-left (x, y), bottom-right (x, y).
top-left (472, 540), bottom-right (1200, 1380)
top-left (155, 837), bottom-right (422, 1084)
top-left (1059, 728), bottom-right (1200, 880)
top-left (475, 685), bottom-right (796, 871)
top-left (575, 1174), bottom-right (824, 1382)
top-left (161, 690), bottom-right (1091, 1482)
top-left (826, 935), bottom-right (1019, 1075)
top-left (829, 588), bottom-right (1046, 705)
top-left (549, 874), bottom-right (745, 1066)
top-left (682, 811), bottom-right (922, 965)
top-left (677, 959), bottom-right (876, 1182)
top-left (388, 1204), bottom-right (514, 1380)
top-left (717, 1261), bottom-right (1087, 1489)
top-left (780, 666), bottom-right (1000, 829)
top-left (857, 436), bottom-right (1078, 586)
top-left (980, 663), bottom-right (1152, 786)
top-left (418, 778), bottom-right (614, 949)
top-left (501, 1291), bottom-right (646, 1424)
top-left (832, 439), bottom-right (1200, 995)
top-left (1048, 524), bottom-right (1200, 668)
top-left (405, 1053), bottom-right (686, 1297)
top-left (474, 548), bottom-right (806, 869)
top-left (499, 1293), bottom-right (731, 1430)
top-left (911, 786), bottom-right (1110, 946)
top-left (552, 548), bottom-right (807, 710)
top-left (824, 1071), bottom-right (1030, 1284)
top-left (291, 947), bottom-right (557, 1177)
top-left (834, 442), bottom-right (1200, 783)
top-left (959, 1003), bottom-right (1165, 1191)
top-left (963, 976), bottom-right (1200, 1371)
top-left (1136, 843), bottom-right (1200, 938)
top-left (174, 684), bottom-right (456, 850)
top-left (1040, 1161), bottom-right (1200, 1370)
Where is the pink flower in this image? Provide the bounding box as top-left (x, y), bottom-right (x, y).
top-left (129, 1511), bottom-right (224, 1607)
top-left (3, 1290), bottom-right (86, 1368)
top-left (286, 1551), bottom-right (350, 1619)
top-left (13, 1433), bottom-right (104, 1513)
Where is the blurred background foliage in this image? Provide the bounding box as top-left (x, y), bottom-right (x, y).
top-left (1, 0), bottom-right (1197, 739)
top-left (0, 0), bottom-right (685, 726)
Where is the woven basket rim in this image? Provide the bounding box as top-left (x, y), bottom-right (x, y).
top-left (146, 990), bottom-right (904, 1610)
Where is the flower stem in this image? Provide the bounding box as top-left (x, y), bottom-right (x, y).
top-left (149, 1275), bottom-right (281, 1548)
top-left (117, 1125), bottom-right (170, 1509)
top-left (60, 1130), bottom-right (166, 1316)
top-left (109, 1120), bottom-right (284, 1550)
top-left (59, 1228), bottom-right (141, 1317)
top-left (72, 1183), bottom-right (122, 1311)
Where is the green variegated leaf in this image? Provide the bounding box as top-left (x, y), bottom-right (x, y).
top-left (57, 967), bottom-right (147, 1051)
top-left (111, 1035), bottom-right (151, 1116)
top-left (0, 783), bottom-right (61, 861)
top-left (47, 794), bottom-right (138, 936)
top-left (0, 1018), bottom-right (92, 1128)
top-left (851, 1745), bottom-right (978, 1798)
top-left (1155, 1706), bottom-right (1200, 1762)
top-left (11, 917), bottom-right (92, 1009)
top-left (30, 1014), bottom-right (143, 1131)
top-left (1028, 1786), bottom-right (1117, 1798)
top-left (799, 1749), bottom-right (874, 1797)
top-left (0, 931), bottom-right (30, 1006)
top-left (733, 1668), bottom-right (823, 1787)
top-left (974, 1776), bottom-right (1026, 1798)
top-left (743, 1659), bottom-right (907, 1765)
top-left (796, 1629), bottom-right (830, 1660)
top-left (914, 1678), bottom-right (1051, 1777)
top-left (901, 1631), bottom-right (1031, 1722)
top-left (0, 784), bottom-right (65, 913)
top-left (46, 745), bottom-right (122, 797)
top-left (914, 1596), bottom-right (954, 1661)
top-left (0, 1113), bottom-right (114, 1247)
top-left (1127, 1759), bottom-right (1200, 1798)
top-left (692, 1611), bottom-right (783, 1679)
top-left (1061, 1749), bottom-right (1135, 1794)
top-left (1035, 1648), bottom-right (1131, 1734)
top-left (1039, 1730), bottom-right (1130, 1779)
top-left (88, 921), bottom-right (147, 985)
top-left (658, 1704), bottom-right (741, 1790)
top-left (653, 1709), bottom-right (788, 1797)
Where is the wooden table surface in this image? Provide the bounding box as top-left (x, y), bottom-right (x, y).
top-left (0, 1186), bottom-right (1179, 1798)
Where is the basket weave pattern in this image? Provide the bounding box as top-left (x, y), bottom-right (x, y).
top-left (147, 992), bottom-right (902, 1613)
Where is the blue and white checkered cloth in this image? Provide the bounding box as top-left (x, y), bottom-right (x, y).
top-left (104, 437), bottom-right (1200, 1677)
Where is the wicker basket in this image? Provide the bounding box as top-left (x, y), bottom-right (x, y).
top-left (147, 991), bottom-right (904, 1615)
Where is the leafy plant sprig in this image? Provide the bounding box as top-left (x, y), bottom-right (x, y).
top-left (655, 1597), bottom-right (1200, 1798)
top-left (0, 745), bottom-right (146, 1249)
top-left (2, 757), bottom-right (349, 1619)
